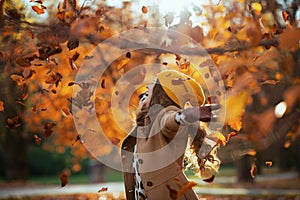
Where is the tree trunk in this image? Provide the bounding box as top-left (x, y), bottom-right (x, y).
top-left (0, 74), bottom-right (28, 181)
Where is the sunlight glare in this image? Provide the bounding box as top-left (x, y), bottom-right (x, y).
top-left (274, 101), bottom-right (287, 118)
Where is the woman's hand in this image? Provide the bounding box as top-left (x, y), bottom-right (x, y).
top-left (181, 104), bottom-right (220, 123)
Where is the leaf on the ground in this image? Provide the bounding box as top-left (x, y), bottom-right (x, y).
top-left (34, 134), bottom-right (42, 144)
top-left (250, 163), bottom-right (257, 178)
top-left (98, 187), bottom-right (108, 193)
top-left (265, 161), bottom-right (273, 167)
top-left (59, 169), bottom-right (70, 187)
top-left (202, 175), bottom-right (215, 183)
top-left (32, 5), bottom-right (46, 15)
top-left (0, 100), bottom-right (4, 112)
top-left (177, 181), bottom-right (197, 198)
top-left (7, 116), bottom-right (21, 129)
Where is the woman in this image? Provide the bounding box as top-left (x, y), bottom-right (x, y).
top-left (121, 70), bottom-right (219, 200)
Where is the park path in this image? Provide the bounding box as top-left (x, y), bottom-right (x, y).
top-left (1, 172), bottom-right (300, 198)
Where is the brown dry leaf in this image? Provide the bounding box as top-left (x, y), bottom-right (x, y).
top-left (7, 116), bottom-right (21, 129)
top-left (98, 187), bottom-right (108, 193)
top-left (34, 134), bottom-right (42, 144)
top-left (202, 175), bottom-right (215, 183)
top-left (59, 169), bottom-right (70, 187)
top-left (250, 163), bottom-right (257, 178)
top-left (43, 122), bottom-right (56, 138)
top-left (177, 181), bottom-right (197, 198)
top-left (45, 72), bottom-right (62, 87)
top-left (0, 100), bottom-right (4, 112)
top-left (265, 161), bottom-right (273, 167)
top-left (67, 38), bottom-right (79, 50)
top-left (279, 28), bottom-right (300, 50)
top-left (32, 5), bottom-right (46, 15)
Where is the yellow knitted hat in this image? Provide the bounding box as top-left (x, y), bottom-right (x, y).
top-left (157, 70), bottom-right (205, 107)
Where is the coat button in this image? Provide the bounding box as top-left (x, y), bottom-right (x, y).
top-left (138, 159), bottom-right (143, 164)
top-left (146, 181), bottom-right (153, 187)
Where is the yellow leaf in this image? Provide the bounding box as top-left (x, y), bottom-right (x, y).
top-left (225, 90), bottom-right (249, 122)
top-left (227, 115), bottom-right (242, 131)
top-left (207, 131), bottom-right (226, 146)
top-left (251, 2), bottom-right (262, 15)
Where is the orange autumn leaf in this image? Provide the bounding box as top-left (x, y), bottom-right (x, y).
top-left (279, 28), bottom-right (300, 50)
top-left (141, 6), bottom-right (148, 14)
top-left (32, 5), bottom-right (46, 15)
top-left (247, 149), bottom-right (257, 156)
top-left (177, 181), bottom-right (197, 198)
top-left (7, 116), bottom-right (21, 129)
top-left (227, 131), bottom-right (238, 142)
top-left (10, 74), bottom-right (23, 86)
top-left (265, 161), bottom-right (273, 167)
top-left (0, 100), bottom-right (4, 112)
top-left (98, 187), bottom-right (108, 193)
top-left (250, 163), bottom-right (257, 178)
top-left (59, 169), bottom-right (70, 187)
top-left (34, 134), bottom-right (42, 144)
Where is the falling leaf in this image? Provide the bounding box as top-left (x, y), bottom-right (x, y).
top-left (0, 100), bottom-right (4, 112)
top-left (251, 2), bottom-right (262, 15)
top-left (59, 169), bottom-right (70, 187)
top-left (284, 140), bottom-right (291, 148)
top-left (207, 131), bottom-right (226, 146)
top-left (67, 38), bottom-right (79, 50)
top-left (34, 134), bottom-right (42, 144)
top-left (32, 5), bottom-right (46, 15)
top-left (141, 6), bottom-right (148, 14)
top-left (250, 163), bottom-right (257, 178)
top-left (68, 82), bottom-right (75, 86)
top-left (247, 149), bottom-right (257, 156)
top-left (177, 181), bottom-right (197, 198)
top-left (43, 122), bottom-right (56, 138)
top-left (262, 80), bottom-right (279, 85)
top-left (10, 74), bottom-right (23, 86)
top-left (227, 131), bottom-right (238, 142)
top-left (202, 175), bottom-right (215, 183)
top-left (45, 72), bottom-right (62, 87)
top-left (265, 161), bottom-right (273, 167)
top-left (7, 116), bottom-right (21, 129)
top-left (98, 187), bottom-right (108, 193)
top-left (166, 184), bottom-right (177, 200)
top-left (225, 91), bottom-right (249, 122)
top-left (282, 11), bottom-right (289, 22)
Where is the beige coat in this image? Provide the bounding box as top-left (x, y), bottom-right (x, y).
top-left (121, 106), bottom-right (199, 200)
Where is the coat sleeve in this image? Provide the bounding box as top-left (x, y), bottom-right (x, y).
top-left (159, 108), bottom-right (180, 139)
